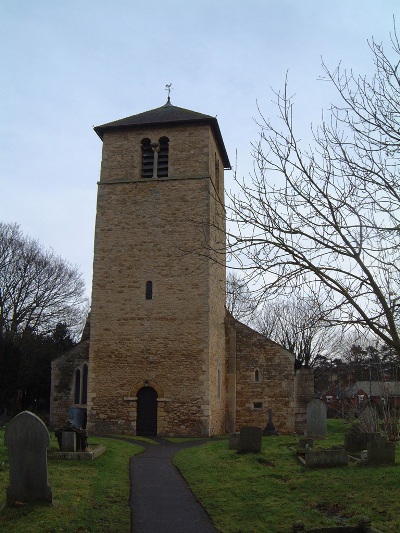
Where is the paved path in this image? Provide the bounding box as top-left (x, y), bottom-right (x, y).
top-left (129, 438), bottom-right (217, 533)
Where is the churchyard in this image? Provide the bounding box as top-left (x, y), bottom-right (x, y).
top-left (0, 428), bottom-right (142, 532)
top-left (175, 419), bottom-right (400, 532)
top-left (0, 419), bottom-right (399, 532)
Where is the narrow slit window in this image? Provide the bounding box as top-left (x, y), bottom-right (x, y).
top-left (254, 369), bottom-right (260, 382)
top-left (81, 364), bottom-right (88, 404)
top-left (146, 281), bottom-right (153, 300)
top-left (74, 368), bottom-right (81, 404)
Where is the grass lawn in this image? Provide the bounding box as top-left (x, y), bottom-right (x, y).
top-left (0, 429), bottom-right (143, 533)
top-left (1, 420), bottom-right (399, 532)
top-left (174, 420), bottom-right (400, 533)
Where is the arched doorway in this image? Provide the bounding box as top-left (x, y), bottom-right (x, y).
top-left (136, 387), bottom-right (158, 436)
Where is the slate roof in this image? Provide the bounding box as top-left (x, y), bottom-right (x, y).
top-left (94, 99), bottom-right (231, 169)
top-left (322, 381), bottom-right (400, 399)
top-left (356, 381), bottom-right (400, 397)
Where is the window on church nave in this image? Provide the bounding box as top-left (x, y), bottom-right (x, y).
top-left (74, 368), bottom-right (81, 404)
top-left (141, 137), bottom-right (169, 179)
top-left (74, 363), bottom-right (88, 405)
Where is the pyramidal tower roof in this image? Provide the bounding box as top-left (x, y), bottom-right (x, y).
top-left (94, 99), bottom-right (231, 169)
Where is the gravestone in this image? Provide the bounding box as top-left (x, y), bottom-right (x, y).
top-left (358, 405), bottom-right (379, 432)
top-left (306, 399), bottom-right (327, 438)
top-left (238, 426), bottom-right (262, 453)
top-left (62, 431), bottom-right (77, 452)
top-left (298, 438), bottom-right (314, 449)
top-left (4, 411), bottom-right (52, 504)
top-left (68, 407), bottom-right (87, 429)
top-left (367, 439), bottom-right (396, 465)
top-left (344, 431), bottom-right (381, 452)
top-left (228, 433), bottom-right (240, 450)
top-left (304, 448), bottom-right (348, 468)
top-left (264, 408), bottom-right (279, 436)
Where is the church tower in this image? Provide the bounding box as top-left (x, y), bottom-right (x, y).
top-left (87, 99), bottom-right (230, 436)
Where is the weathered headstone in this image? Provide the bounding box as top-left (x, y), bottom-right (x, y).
top-left (228, 433), bottom-right (240, 450)
top-left (304, 448), bottom-right (348, 468)
top-left (264, 408), bottom-right (279, 436)
top-left (298, 438), bottom-right (313, 449)
top-left (344, 431), bottom-right (381, 452)
top-left (367, 439), bottom-right (396, 465)
top-left (238, 426), bottom-right (262, 453)
top-left (62, 431), bottom-right (77, 452)
top-left (358, 405), bottom-right (379, 432)
top-left (4, 411), bottom-right (52, 504)
top-left (68, 407), bottom-right (87, 429)
top-left (306, 399), bottom-right (327, 438)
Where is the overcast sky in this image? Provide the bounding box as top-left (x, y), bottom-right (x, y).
top-left (1, 1), bottom-right (397, 299)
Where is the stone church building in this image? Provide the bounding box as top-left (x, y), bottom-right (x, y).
top-left (50, 99), bottom-right (313, 437)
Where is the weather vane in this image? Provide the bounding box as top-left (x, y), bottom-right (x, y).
top-left (165, 83), bottom-right (172, 102)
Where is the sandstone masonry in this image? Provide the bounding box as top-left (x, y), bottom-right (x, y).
top-left (50, 101), bottom-right (313, 436)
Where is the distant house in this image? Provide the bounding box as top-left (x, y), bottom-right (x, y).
top-left (321, 380), bottom-right (400, 415)
top-left (321, 383), bottom-right (369, 415)
top-left (355, 381), bottom-right (400, 409)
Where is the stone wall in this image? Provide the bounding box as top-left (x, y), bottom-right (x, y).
top-left (227, 315), bottom-right (296, 434)
top-left (294, 368), bottom-right (315, 434)
top-left (207, 131), bottom-right (226, 435)
top-left (87, 122), bottom-right (226, 436)
top-left (50, 115), bottom-right (307, 438)
top-left (49, 339), bottom-right (89, 428)
top-left (99, 124), bottom-right (217, 183)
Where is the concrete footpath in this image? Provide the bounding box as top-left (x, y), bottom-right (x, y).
top-left (129, 438), bottom-right (217, 533)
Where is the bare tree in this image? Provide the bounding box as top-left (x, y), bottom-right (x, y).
top-left (0, 222), bottom-right (87, 339)
top-left (228, 24), bottom-right (400, 356)
top-left (253, 296), bottom-right (342, 368)
top-left (226, 271), bottom-right (257, 322)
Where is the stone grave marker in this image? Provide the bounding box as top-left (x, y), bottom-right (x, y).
top-left (62, 431), bottom-right (77, 452)
top-left (306, 399), bottom-right (327, 438)
top-left (358, 405), bottom-right (379, 432)
top-left (228, 433), bottom-right (240, 450)
top-left (304, 448), bottom-right (348, 468)
top-left (264, 408), bottom-right (279, 436)
top-left (238, 426), bottom-right (262, 453)
top-left (367, 439), bottom-right (396, 465)
top-left (344, 431), bottom-right (381, 452)
top-left (298, 438), bottom-right (314, 449)
top-left (4, 410), bottom-right (52, 504)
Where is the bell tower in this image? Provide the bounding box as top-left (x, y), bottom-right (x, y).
top-left (87, 99), bottom-right (230, 436)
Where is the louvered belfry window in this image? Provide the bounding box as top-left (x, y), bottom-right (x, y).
top-left (157, 137), bottom-right (169, 177)
top-left (141, 137), bottom-right (169, 179)
top-left (141, 138), bottom-right (153, 178)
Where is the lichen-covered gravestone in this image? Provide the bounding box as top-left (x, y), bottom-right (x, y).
top-left (238, 426), bottom-right (262, 453)
top-left (306, 399), bottom-right (327, 438)
top-left (358, 405), bottom-right (379, 432)
top-left (4, 410), bottom-right (52, 504)
top-left (367, 439), bottom-right (396, 465)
